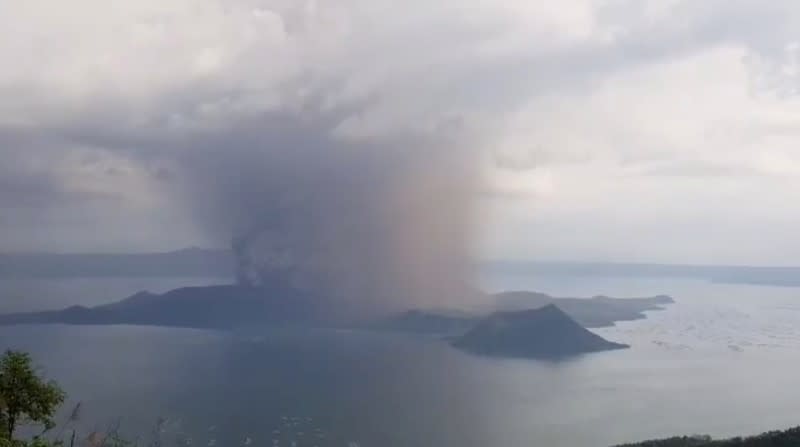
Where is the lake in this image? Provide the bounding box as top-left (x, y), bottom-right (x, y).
top-left (2, 275), bottom-right (800, 446)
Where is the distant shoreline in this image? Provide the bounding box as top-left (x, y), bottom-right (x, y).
top-left (3, 250), bottom-right (800, 287)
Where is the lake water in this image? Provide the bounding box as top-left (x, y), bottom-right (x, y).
top-left (2, 275), bottom-right (800, 446)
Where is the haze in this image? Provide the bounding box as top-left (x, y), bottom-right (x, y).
top-left (2, 0), bottom-right (800, 269)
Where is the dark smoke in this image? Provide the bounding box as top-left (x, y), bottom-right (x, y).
top-left (167, 105), bottom-right (479, 316)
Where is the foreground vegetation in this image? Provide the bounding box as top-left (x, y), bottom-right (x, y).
top-left (0, 351), bottom-right (65, 447)
top-left (615, 427), bottom-right (800, 446)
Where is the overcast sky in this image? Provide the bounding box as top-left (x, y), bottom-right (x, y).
top-left (2, 0), bottom-right (800, 266)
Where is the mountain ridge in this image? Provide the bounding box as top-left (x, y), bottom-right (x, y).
top-left (0, 286), bottom-right (673, 333)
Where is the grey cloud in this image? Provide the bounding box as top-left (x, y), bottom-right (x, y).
top-left (9, 81), bottom-right (478, 312)
top-left (3, 0), bottom-right (800, 268)
top-left (0, 169), bottom-right (121, 209)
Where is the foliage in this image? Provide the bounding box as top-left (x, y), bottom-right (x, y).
top-left (616, 426), bottom-right (800, 447)
top-left (0, 436), bottom-right (62, 447)
top-left (0, 351), bottom-right (65, 441)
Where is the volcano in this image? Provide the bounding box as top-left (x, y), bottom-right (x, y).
top-left (452, 304), bottom-right (628, 359)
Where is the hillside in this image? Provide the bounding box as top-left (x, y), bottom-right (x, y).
top-left (371, 292), bottom-right (674, 335)
top-left (0, 285), bottom-right (332, 329)
top-left (452, 304), bottom-right (628, 359)
top-left (615, 426), bottom-right (800, 446)
top-left (494, 291), bottom-right (674, 328)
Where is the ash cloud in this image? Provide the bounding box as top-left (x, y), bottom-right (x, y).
top-left (162, 105), bottom-right (479, 315)
top-left (8, 0), bottom-right (800, 280)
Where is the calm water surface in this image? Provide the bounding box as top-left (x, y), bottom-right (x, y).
top-left (2, 275), bottom-right (800, 446)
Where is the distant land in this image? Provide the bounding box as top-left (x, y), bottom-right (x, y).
top-left (0, 247), bottom-right (676, 360)
top-left (494, 291), bottom-right (674, 328)
top-left (0, 286), bottom-right (636, 359)
top-left (371, 293), bottom-right (673, 334)
top-left (0, 287), bottom-right (672, 332)
top-left (485, 260), bottom-right (800, 287)
top-left (614, 425), bottom-right (800, 446)
top-left (2, 249), bottom-right (799, 287)
top-left (0, 285), bottom-right (337, 329)
top-left (452, 304), bottom-right (628, 359)
top-left (0, 284), bottom-right (666, 360)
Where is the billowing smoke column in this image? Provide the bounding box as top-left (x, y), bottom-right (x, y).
top-left (174, 108), bottom-right (478, 317)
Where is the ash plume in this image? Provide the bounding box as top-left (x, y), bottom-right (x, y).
top-left (169, 106), bottom-right (479, 316)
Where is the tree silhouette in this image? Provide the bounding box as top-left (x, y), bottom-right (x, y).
top-left (0, 351), bottom-right (65, 441)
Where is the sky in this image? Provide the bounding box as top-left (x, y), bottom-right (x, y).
top-left (2, 0), bottom-right (800, 266)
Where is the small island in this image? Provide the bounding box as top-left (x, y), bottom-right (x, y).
top-left (452, 304), bottom-right (629, 359)
top-left (494, 291), bottom-right (675, 328)
top-left (0, 285), bottom-right (667, 360)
